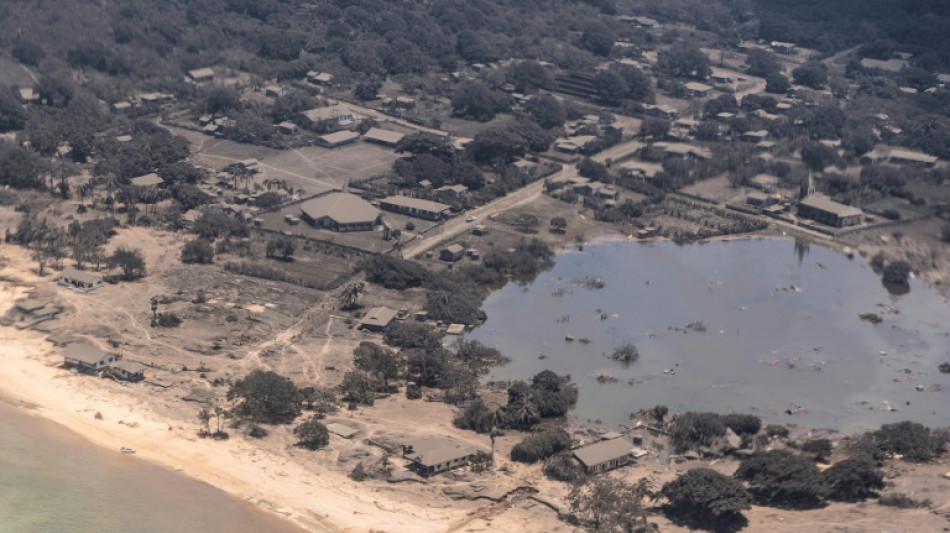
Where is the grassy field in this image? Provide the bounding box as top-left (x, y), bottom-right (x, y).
top-left (0, 56), bottom-right (35, 87)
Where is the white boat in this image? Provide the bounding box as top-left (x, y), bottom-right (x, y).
top-left (120, 446), bottom-right (136, 454)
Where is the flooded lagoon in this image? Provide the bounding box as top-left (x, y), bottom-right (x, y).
top-left (470, 238), bottom-right (950, 431)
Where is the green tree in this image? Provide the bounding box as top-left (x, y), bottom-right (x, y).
top-left (735, 450), bottom-right (825, 509)
top-left (659, 43), bottom-right (711, 80)
top-left (577, 22), bottom-right (616, 57)
top-left (109, 246), bottom-right (146, 281)
top-left (353, 341), bottom-right (399, 390)
top-left (265, 237), bottom-right (296, 261)
top-left (227, 370), bottom-right (301, 424)
top-left (181, 239), bottom-right (214, 264)
top-left (792, 61), bottom-right (828, 89)
top-left (671, 412), bottom-right (727, 453)
top-left (765, 73), bottom-right (791, 94)
top-left (294, 417), bottom-right (329, 450)
top-left (662, 468), bottom-right (752, 531)
top-left (820, 457), bottom-right (884, 502)
top-left (569, 478), bottom-right (653, 532)
top-left (550, 216), bottom-right (568, 234)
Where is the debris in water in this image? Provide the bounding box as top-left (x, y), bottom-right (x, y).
top-left (596, 372), bottom-right (618, 383)
top-left (859, 313), bottom-right (883, 324)
top-left (565, 334), bottom-right (575, 342)
top-left (578, 337), bottom-right (592, 344)
top-left (883, 400), bottom-right (897, 412)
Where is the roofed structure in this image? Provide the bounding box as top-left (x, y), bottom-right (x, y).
top-left (299, 192), bottom-right (380, 232)
top-left (317, 130), bottom-right (360, 148)
top-left (403, 438), bottom-right (483, 477)
top-left (130, 173), bottom-right (164, 187)
top-left (798, 194), bottom-right (862, 227)
top-left (188, 67), bottom-right (215, 82)
top-left (58, 269), bottom-right (103, 291)
top-left (362, 128), bottom-right (405, 146)
top-left (573, 438), bottom-right (635, 474)
top-left (359, 306), bottom-right (398, 332)
top-left (379, 196), bottom-right (450, 220)
top-left (63, 344), bottom-right (115, 373)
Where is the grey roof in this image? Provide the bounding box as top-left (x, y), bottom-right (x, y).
top-left (112, 360), bottom-right (147, 374)
top-left (325, 423), bottom-right (360, 438)
top-left (319, 130), bottom-right (360, 144)
top-left (800, 194), bottom-right (862, 218)
top-left (63, 343), bottom-right (112, 365)
top-left (860, 58), bottom-right (907, 73)
top-left (303, 105), bottom-right (352, 122)
top-left (189, 67), bottom-right (215, 79)
top-left (59, 268), bottom-right (103, 284)
top-left (300, 192), bottom-right (379, 225)
top-left (573, 438), bottom-right (634, 467)
top-left (130, 173), bottom-right (164, 187)
top-left (443, 244), bottom-right (465, 254)
top-left (362, 127), bottom-right (405, 145)
top-left (888, 148), bottom-right (938, 164)
top-left (359, 306), bottom-right (398, 329)
top-left (380, 196), bottom-right (450, 213)
top-left (405, 438), bottom-right (481, 467)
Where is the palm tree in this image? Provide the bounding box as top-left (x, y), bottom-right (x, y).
top-left (339, 282), bottom-right (365, 310)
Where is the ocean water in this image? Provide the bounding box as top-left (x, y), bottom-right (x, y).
top-left (0, 403), bottom-right (306, 533)
top-left (470, 238), bottom-right (950, 431)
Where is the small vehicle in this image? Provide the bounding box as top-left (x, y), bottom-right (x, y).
top-left (120, 446), bottom-right (136, 454)
top-left (465, 215), bottom-right (477, 222)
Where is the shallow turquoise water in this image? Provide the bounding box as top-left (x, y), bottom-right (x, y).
top-left (470, 238), bottom-right (950, 431)
top-left (0, 403), bottom-right (305, 533)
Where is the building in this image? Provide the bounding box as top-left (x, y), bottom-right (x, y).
top-left (573, 438), bottom-right (635, 474)
top-left (440, 244), bottom-right (465, 262)
top-left (6, 298), bottom-right (62, 328)
top-left (685, 82), bottom-right (713, 97)
top-left (619, 160), bottom-right (663, 180)
top-left (887, 148), bottom-right (938, 168)
top-left (325, 423), bottom-right (360, 439)
top-left (749, 174), bottom-right (779, 192)
top-left (362, 127), bottom-right (405, 147)
top-left (770, 41), bottom-right (796, 55)
top-left (302, 105), bottom-right (356, 129)
top-left (746, 192), bottom-right (778, 207)
top-left (740, 130), bottom-right (769, 143)
top-left (654, 142), bottom-right (711, 159)
top-left (18, 87), bottom-right (40, 103)
top-left (860, 58), bottom-right (908, 74)
top-left (63, 343), bottom-right (116, 373)
top-left (798, 194), bottom-right (862, 227)
top-left (393, 95), bottom-right (416, 109)
top-left (403, 438), bottom-right (483, 477)
top-left (237, 159), bottom-right (260, 173)
top-left (58, 269), bottom-right (104, 291)
top-left (643, 104), bottom-right (677, 119)
top-left (709, 68), bottom-right (736, 84)
top-left (112, 101), bottom-right (132, 113)
top-left (111, 360), bottom-right (146, 382)
top-left (130, 173), bottom-right (165, 188)
top-left (299, 193), bottom-right (380, 232)
top-left (620, 15), bottom-right (660, 28)
top-left (277, 121), bottom-right (298, 135)
top-left (359, 306), bottom-right (399, 332)
top-left (264, 85), bottom-right (287, 98)
top-left (306, 71), bottom-right (334, 85)
top-left (317, 130), bottom-right (360, 148)
top-left (188, 68), bottom-right (215, 82)
top-left (434, 184), bottom-right (468, 199)
top-left (379, 196), bottom-right (451, 220)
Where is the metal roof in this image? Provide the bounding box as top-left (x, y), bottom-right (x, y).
top-left (300, 193), bottom-right (379, 225)
top-left (359, 306), bottom-right (398, 329)
top-left (380, 196), bottom-right (450, 213)
top-left (799, 194), bottom-right (862, 218)
top-left (573, 438), bottom-right (634, 467)
top-left (63, 344), bottom-right (112, 365)
top-left (404, 438), bottom-right (481, 467)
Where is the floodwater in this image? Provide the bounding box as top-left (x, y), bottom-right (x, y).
top-left (469, 238), bottom-right (950, 432)
top-left (0, 403), bottom-right (307, 533)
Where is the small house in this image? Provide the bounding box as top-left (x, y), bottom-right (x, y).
top-left (316, 130), bottom-right (360, 148)
top-left (746, 192), bottom-right (777, 207)
top-left (277, 121), bottom-right (298, 135)
top-left (112, 101), bottom-right (132, 113)
top-left (299, 193), bottom-right (379, 232)
top-left (58, 269), bottom-right (104, 292)
top-left (770, 41), bottom-right (796, 55)
top-left (307, 71), bottom-right (334, 85)
top-left (362, 127), bottom-right (405, 147)
top-left (434, 184), bottom-right (468, 199)
top-left (445, 323), bottom-right (466, 335)
top-left (440, 244), bottom-right (465, 262)
top-left (685, 82), bottom-right (713, 97)
top-left (111, 360), bottom-right (146, 382)
top-left (19, 87), bottom-right (40, 104)
top-left (188, 67), bottom-right (215, 82)
top-left (404, 438), bottom-right (483, 477)
top-left (359, 306), bottom-right (399, 332)
top-left (573, 438), bottom-right (635, 474)
top-left (643, 104), bottom-right (677, 119)
top-left (63, 343), bottom-right (116, 374)
top-left (740, 130), bottom-right (769, 143)
top-left (264, 85), bottom-right (287, 98)
top-left (749, 174), bottom-right (779, 192)
top-left (326, 423), bottom-right (360, 439)
top-left (887, 148), bottom-right (938, 168)
top-left (130, 173), bottom-right (165, 188)
top-left (379, 196), bottom-right (451, 221)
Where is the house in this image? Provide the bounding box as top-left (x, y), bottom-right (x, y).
top-left (887, 148), bottom-right (938, 168)
top-left (130, 173), bottom-right (164, 188)
top-left (393, 95), bottom-right (416, 108)
top-left (571, 178), bottom-right (602, 197)
top-left (188, 67), bottom-right (215, 82)
top-left (597, 186), bottom-right (619, 200)
top-left (277, 121), bottom-right (298, 135)
top-left (434, 184), bottom-right (468, 199)
top-left (306, 71), bottom-right (334, 85)
top-left (379, 196), bottom-right (451, 220)
top-left (317, 130), bottom-right (360, 148)
top-left (362, 127), bottom-right (405, 147)
top-left (573, 438), bottom-right (635, 474)
top-left (770, 41), bottom-right (796, 55)
top-left (302, 105), bottom-right (355, 128)
top-left (63, 343), bottom-right (116, 373)
top-left (798, 194), bottom-right (862, 227)
top-left (18, 87), bottom-right (40, 103)
top-left (264, 85), bottom-right (287, 98)
top-left (403, 438), bottom-right (484, 477)
top-left (299, 192), bottom-right (380, 232)
top-left (619, 160), bottom-right (663, 180)
top-left (58, 269), bottom-right (104, 291)
top-left (512, 159), bottom-right (538, 176)
top-left (740, 130), bottom-right (769, 143)
top-left (6, 298), bottom-right (63, 328)
top-left (445, 323), bottom-right (466, 335)
top-left (621, 15), bottom-right (660, 28)
top-left (749, 174), bottom-right (779, 192)
top-left (746, 192), bottom-right (777, 207)
top-left (554, 135), bottom-right (597, 154)
top-left (137, 92), bottom-right (174, 104)
top-left (643, 104), bottom-right (677, 118)
top-left (685, 82), bottom-right (713, 97)
top-left (112, 101), bottom-right (132, 113)
top-left (709, 68), bottom-right (736, 84)
top-left (111, 360), bottom-right (146, 382)
top-left (359, 306), bottom-right (399, 332)
top-left (440, 244), bottom-right (465, 262)
top-left (471, 224), bottom-right (488, 236)
top-left (654, 142), bottom-right (711, 159)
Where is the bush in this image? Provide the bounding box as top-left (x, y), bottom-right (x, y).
top-left (511, 428), bottom-right (571, 463)
top-left (765, 425), bottom-right (790, 438)
top-left (721, 414), bottom-right (762, 436)
top-left (671, 412), bottom-right (727, 453)
top-left (453, 399), bottom-right (494, 433)
top-left (247, 424), bottom-right (269, 439)
top-left (544, 452), bottom-right (584, 482)
top-left (851, 421), bottom-right (942, 462)
top-left (406, 384), bottom-right (422, 399)
top-left (294, 417), bottom-right (329, 450)
top-left (181, 239), bottom-right (214, 264)
top-left (662, 468), bottom-right (752, 531)
top-left (154, 312), bottom-right (182, 328)
top-left (735, 450), bottom-right (825, 509)
top-left (878, 493), bottom-right (931, 508)
top-left (820, 457), bottom-right (884, 502)
top-left (881, 260), bottom-right (911, 286)
top-left (802, 439), bottom-right (833, 462)
top-left (609, 342), bottom-right (640, 363)
top-left (227, 370), bottom-right (301, 424)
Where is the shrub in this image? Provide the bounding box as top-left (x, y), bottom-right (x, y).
top-left (610, 342), bottom-right (640, 363)
top-left (721, 414), bottom-right (762, 436)
top-left (453, 399), bottom-right (494, 434)
top-left (853, 421), bottom-right (944, 462)
top-left (802, 438), bottom-right (833, 462)
top-left (881, 261), bottom-right (912, 286)
top-left (765, 424), bottom-right (790, 438)
top-left (878, 493), bottom-right (931, 508)
top-left (544, 452), bottom-right (584, 482)
top-left (181, 239), bottom-right (214, 264)
top-left (406, 384), bottom-right (422, 399)
top-left (735, 450), bottom-right (825, 509)
top-left (651, 405), bottom-right (669, 424)
top-left (820, 457), bottom-right (884, 502)
top-left (293, 417), bottom-right (329, 450)
top-left (940, 362), bottom-right (950, 374)
top-left (671, 412), bottom-right (727, 453)
top-left (511, 428), bottom-right (571, 463)
top-left (662, 468), bottom-right (752, 531)
top-left (154, 312), bottom-right (182, 328)
top-left (247, 424), bottom-right (269, 439)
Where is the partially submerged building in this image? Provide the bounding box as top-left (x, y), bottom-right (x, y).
top-left (299, 193), bottom-right (380, 232)
top-left (573, 438), bottom-right (635, 474)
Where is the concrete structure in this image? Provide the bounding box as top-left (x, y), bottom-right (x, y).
top-left (63, 344), bottom-right (115, 373)
top-left (379, 196), bottom-right (450, 220)
top-left (740, 130), bottom-right (769, 143)
top-left (445, 323), bottom-right (466, 335)
top-left (188, 68), bottom-right (215, 82)
top-left (130, 173), bottom-right (164, 187)
top-left (434, 184), bottom-right (467, 199)
top-left (888, 148), bottom-right (938, 168)
top-left (440, 244), bottom-right (465, 262)
top-left (277, 121), bottom-right (298, 135)
top-left (111, 360), bottom-right (146, 382)
top-left (573, 438), bottom-right (635, 474)
top-left (798, 194), bottom-right (862, 227)
top-left (18, 87), bottom-right (40, 103)
top-left (264, 85), bottom-right (287, 98)
top-left (112, 101), bottom-right (132, 113)
top-left (359, 306), bottom-right (399, 332)
top-left (362, 127), bottom-right (405, 147)
top-left (299, 193), bottom-right (380, 232)
top-left (302, 105), bottom-right (355, 128)
top-left (58, 269), bottom-right (104, 291)
top-left (326, 423), bottom-right (359, 439)
top-left (684, 82), bottom-right (713, 97)
top-left (770, 41), bottom-right (796, 54)
top-left (403, 438), bottom-right (483, 477)
top-left (316, 130), bottom-right (360, 148)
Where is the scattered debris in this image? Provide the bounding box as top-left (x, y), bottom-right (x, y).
top-left (595, 372), bottom-right (618, 383)
top-left (860, 313), bottom-right (883, 324)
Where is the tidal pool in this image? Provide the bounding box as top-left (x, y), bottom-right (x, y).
top-left (468, 237), bottom-right (950, 431)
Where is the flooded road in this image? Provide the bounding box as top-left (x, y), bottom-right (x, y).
top-left (469, 238), bottom-right (950, 431)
